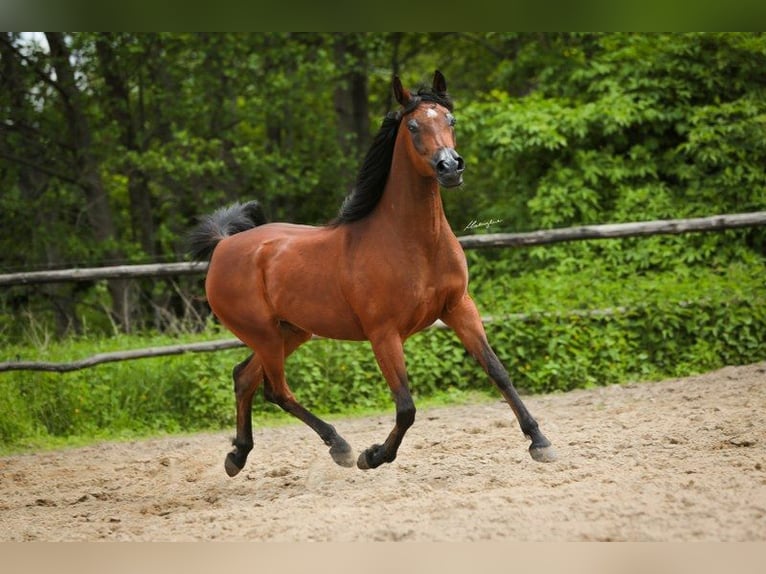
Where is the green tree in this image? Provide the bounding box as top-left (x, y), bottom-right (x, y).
top-left (459, 33), bottom-right (766, 272)
top-left (0, 33), bottom-right (377, 334)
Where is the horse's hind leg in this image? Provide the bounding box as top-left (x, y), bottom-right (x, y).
top-left (225, 353), bottom-right (264, 477)
top-left (261, 329), bottom-right (355, 467)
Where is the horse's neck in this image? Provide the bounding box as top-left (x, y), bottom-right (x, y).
top-left (372, 155), bottom-right (451, 249)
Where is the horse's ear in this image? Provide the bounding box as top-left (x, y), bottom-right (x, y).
top-left (393, 75), bottom-right (412, 106)
top-left (432, 70), bottom-right (447, 95)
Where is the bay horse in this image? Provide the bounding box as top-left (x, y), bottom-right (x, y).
top-left (189, 70), bottom-right (555, 476)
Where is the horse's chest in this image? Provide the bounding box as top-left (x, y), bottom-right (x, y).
top-left (394, 270), bottom-right (462, 335)
top-left (393, 246), bottom-right (465, 299)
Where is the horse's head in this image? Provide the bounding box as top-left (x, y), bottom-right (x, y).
top-left (394, 70), bottom-right (465, 188)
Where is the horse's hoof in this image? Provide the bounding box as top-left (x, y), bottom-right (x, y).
top-left (329, 442), bottom-right (356, 468)
top-left (357, 444), bottom-right (389, 470)
top-left (357, 450), bottom-right (372, 470)
top-left (529, 444), bottom-right (557, 463)
top-left (224, 452), bottom-right (244, 477)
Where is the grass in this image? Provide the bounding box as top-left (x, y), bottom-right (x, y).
top-left (0, 383), bottom-right (496, 457)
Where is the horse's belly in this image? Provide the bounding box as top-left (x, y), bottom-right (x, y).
top-left (283, 309), bottom-right (367, 342)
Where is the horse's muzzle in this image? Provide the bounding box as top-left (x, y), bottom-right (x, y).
top-left (433, 148), bottom-right (465, 188)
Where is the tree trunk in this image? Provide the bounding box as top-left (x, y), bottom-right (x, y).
top-left (45, 32), bottom-right (132, 331)
top-left (95, 34), bottom-right (156, 258)
top-left (1, 33), bottom-right (83, 335)
top-left (333, 34), bottom-right (371, 194)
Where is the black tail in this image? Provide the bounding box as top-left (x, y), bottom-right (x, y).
top-left (187, 200), bottom-right (267, 261)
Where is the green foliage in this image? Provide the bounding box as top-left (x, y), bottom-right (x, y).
top-left (458, 33), bottom-right (766, 244)
top-left (469, 255), bottom-right (766, 392)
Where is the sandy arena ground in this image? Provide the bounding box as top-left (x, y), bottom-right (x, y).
top-left (1, 362), bottom-right (764, 541)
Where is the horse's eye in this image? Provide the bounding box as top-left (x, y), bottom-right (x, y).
top-left (447, 114), bottom-right (457, 127)
top-left (407, 119), bottom-right (419, 132)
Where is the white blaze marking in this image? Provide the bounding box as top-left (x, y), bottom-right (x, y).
top-left (426, 108), bottom-right (438, 118)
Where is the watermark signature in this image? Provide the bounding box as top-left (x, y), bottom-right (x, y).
top-left (464, 218), bottom-right (503, 231)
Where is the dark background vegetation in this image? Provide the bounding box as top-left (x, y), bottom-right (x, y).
top-left (1, 33), bottom-right (764, 451)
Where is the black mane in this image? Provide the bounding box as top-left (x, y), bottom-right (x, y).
top-left (330, 88), bottom-right (453, 226)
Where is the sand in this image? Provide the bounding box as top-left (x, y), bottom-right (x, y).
top-left (1, 362), bottom-right (764, 541)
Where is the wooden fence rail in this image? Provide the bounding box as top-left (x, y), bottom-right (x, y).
top-left (2, 211), bottom-right (765, 287)
top-left (457, 211), bottom-right (766, 249)
top-left (0, 339), bottom-right (246, 373)
top-left (2, 211), bottom-right (766, 373)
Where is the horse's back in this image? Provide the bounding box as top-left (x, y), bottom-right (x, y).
top-left (206, 222), bottom-right (366, 340)
top-left (209, 222), bottom-right (329, 267)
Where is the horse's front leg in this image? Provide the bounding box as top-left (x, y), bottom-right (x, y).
top-left (357, 333), bottom-right (415, 469)
top-left (441, 295), bottom-right (557, 462)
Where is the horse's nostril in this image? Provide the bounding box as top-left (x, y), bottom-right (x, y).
top-left (434, 150), bottom-right (464, 177)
